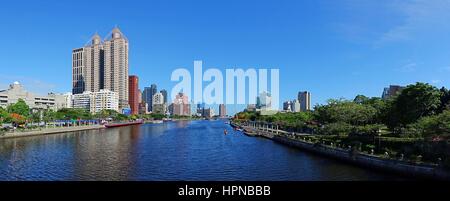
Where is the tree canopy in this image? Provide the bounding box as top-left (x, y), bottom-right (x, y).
top-left (7, 99), bottom-right (30, 117)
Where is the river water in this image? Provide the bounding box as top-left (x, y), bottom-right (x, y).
top-left (0, 120), bottom-right (404, 180)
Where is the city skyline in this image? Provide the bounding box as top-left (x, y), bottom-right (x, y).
top-left (1, 0), bottom-right (449, 114)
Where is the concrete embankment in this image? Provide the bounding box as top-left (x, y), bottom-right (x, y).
top-left (272, 135), bottom-right (450, 180)
top-left (237, 123), bottom-right (450, 180)
top-left (0, 125), bottom-right (105, 139)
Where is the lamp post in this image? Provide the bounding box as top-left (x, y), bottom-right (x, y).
top-left (377, 132), bottom-right (382, 153)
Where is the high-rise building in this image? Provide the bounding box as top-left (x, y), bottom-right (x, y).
top-left (103, 27), bottom-right (129, 110)
top-left (137, 89), bottom-right (142, 104)
top-left (283, 101), bottom-right (292, 111)
top-left (258, 91), bottom-right (272, 110)
top-left (291, 99), bottom-right (301, 112)
top-left (72, 27), bottom-right (129, 111)
top-left (152, 92), bottom-right (164, 105)
top-left (382, 85), bottom-right (405, 99)
top-left (219, 104), bottom-right (227, 117)
top-left (72, 34), bottom-right (104, 95)
top-left (142, 87), bottom-right (151, 106)
top-left (298, 91), bottom-right (311, 112)
top-left (152, 92), bottom-right (166, 114)
top-left (160, 89), bottom-right (168, 104)
top-left (203, 108), bottom-right (215, 119)
top-left (128, 75), bottom-right (139, 115)
top-left (144, 84), bottom-right (157, 112)
top-left (171, 92), bottom-right (190, 116)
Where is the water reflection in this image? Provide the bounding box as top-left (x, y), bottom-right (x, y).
top-left (0, 120), bottom-right (405, 181)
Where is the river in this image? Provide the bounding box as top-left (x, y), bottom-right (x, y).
top-left (0, 120), bottom-right (405, 180)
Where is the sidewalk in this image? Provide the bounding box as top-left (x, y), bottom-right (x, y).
top-left (0, 125), bottom-right (105, 139)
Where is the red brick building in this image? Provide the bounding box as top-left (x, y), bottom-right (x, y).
top-left (128, 75), bottom-right (139, 115)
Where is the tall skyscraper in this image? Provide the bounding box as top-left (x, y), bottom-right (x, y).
top-left (160, 89), bottom-right (168, 104)
top-left (128, 75), bottom-right (139, 115)
top-left (72, 27), bottom-right (129, 111)
top-left (72, 34), bottom-right (104, 94)
top-left (219, 104), bottom-right (227, 117)
top-left (144, 84), bottom-right (157, 112)
top-left (142, 87), bottom-right (151, 105)
top-left (103, 27), bottom-right (129, 110)
top-left (298, 91), bottom-right (311, 112)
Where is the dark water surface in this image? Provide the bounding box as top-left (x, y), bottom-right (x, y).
top-left (0, 120), bottom-right (405, 180)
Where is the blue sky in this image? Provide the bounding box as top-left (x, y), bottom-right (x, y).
top-left (0, 0), bottom-right (449, 114)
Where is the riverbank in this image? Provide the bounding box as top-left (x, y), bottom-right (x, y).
top-left (239, 124), bottom-right (450, 180)
top-left (0, 125), bottom-right (105, 139)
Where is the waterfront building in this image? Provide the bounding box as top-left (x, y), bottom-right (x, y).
top-left (72, 89), bottom-right (119, 113)
top-left (72, 34), bottom-right (104, 95)
top-left (298, 91), bottom-right (311, 112)
top-left (142, 87), bottom-right (151, 109)
top-left (382, 85), bottom-right (405, 99)
top-left (203, 108), bottom-right (215, 119)
top-left (258, 91), bottom-right (272, 110)
top-left (160, 89), bottom-right (168, 104)
top-left (283, 101), bottom-right (292, 111)
top-left (152, 92), bottom-right (166, 114)
top-left (72, 27), bottom-right (129, 111)
top-left (48, 92), bottom-right (73, 110)
top-left (138, 89), bottom-right (142, 104)
top-left (0, 82), bottom-right (66, 111)
top-left (128, 75), bottom-right (139, 115)
top-left (291, 99), bottom-right (301, 112)
top-left (103, 27), bottom-right (129, 110)
top-left (172, 92), bottom-right (190, 116)
top-left (143, 84), bottom-right (157, 112)
top-left (196, 102), bottom-right (206, 116)
top-left (219, 104), bottom-right (227, 117)
top-left (139, 102), bottom-right (148, 114)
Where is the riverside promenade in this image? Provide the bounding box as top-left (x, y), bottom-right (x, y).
top-left (0, 125), bottom-right (105, 139)
top-left (237, 121), bottom-right (450, 180)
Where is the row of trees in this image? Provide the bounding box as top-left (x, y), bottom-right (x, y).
top-left (233, 82), bottom-right (450, 166)
top-left (314, 82), bottom-right (449, 138)
top-left (234, 82), bottom-right (450, 138)
top-left (0, 99), bottom-right (162, 126)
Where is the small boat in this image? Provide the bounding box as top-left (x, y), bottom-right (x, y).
top-left (104, 120), bottom-right (143, 128)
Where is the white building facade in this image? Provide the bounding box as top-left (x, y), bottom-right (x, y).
top-left (0, 82), bottom-right (68, 111)
top-left (72, 89), bottom-right (119, 113)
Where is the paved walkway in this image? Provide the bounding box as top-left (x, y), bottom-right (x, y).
top-left (0, 125), bottom-right (105, 139)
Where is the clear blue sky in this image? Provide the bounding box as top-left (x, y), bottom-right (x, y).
top-left (0, 0), bottom-right (449, 114)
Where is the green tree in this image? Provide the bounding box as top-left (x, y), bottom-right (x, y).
top-left (7, 99), bottom-right (30, 117)
top-left (386, 82), bottom-right (441, 129)
top-left (438, 87), bottom-right (450, 113)
top-left (30, 111), bottom-right (41, 123)
top-left (314, 99), bottom-right (376, 125)
top-left (353, 95), bottom-right (370, 104)
top-left (42, 110), bottom-right (56, 124)
top-left (412, 109), bottom-right (450, 137)
top-left (56, 108), bottom-right (92, 120)
top-left (0, 107), bottom-right (9, 124)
